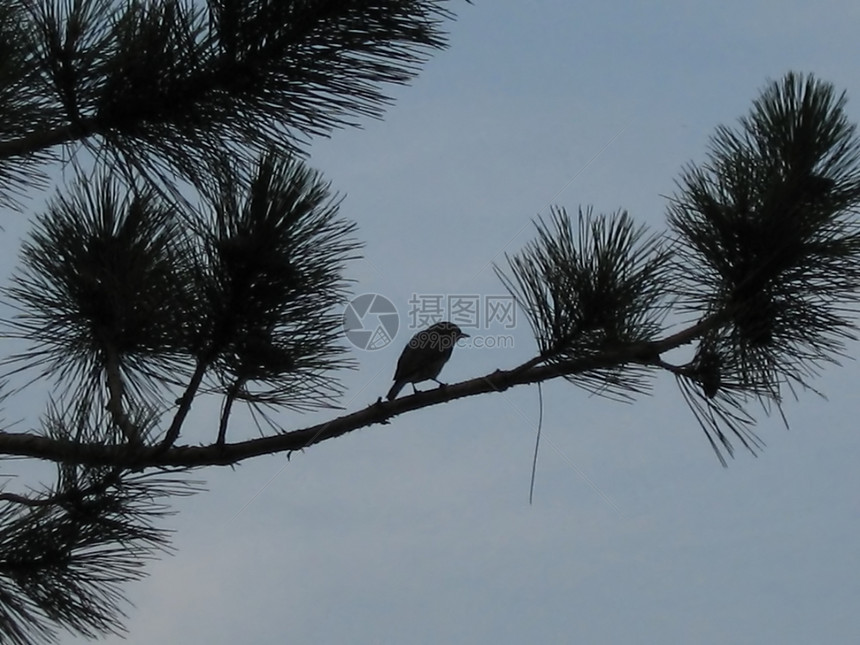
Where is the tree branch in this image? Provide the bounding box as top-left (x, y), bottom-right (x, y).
top-left (0, 468), bottom-right (121, 508)
top-left (0, 316), bottom-right (721, 470)
top-left (0, 119), bottom-right (98, 159)
top-left (217, 378), bottom-right (245, 445)
top-left (158, 358), bottom-right (210, 451)
top-left (104, 346), bottom-right (139, 443)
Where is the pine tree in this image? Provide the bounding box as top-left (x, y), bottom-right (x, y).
top-left (0, 2), bottom-right (858, 643)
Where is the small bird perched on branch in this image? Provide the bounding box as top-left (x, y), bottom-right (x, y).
top-left (386, 321), bottom-right (469, 400)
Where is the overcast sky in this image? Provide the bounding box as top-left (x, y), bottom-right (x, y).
top-left (35, 1), bottom-right (860, 643)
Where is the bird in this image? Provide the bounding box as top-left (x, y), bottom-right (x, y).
top-left (386, 321), bottom-right (469, 400)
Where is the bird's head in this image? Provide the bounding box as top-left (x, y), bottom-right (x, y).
top-left (428, 321), bottom-right (469, 339)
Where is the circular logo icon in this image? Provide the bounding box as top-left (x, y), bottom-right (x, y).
top-left (343, 293), bottom-right (399, 350)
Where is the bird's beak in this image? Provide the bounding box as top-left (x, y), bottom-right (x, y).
top-left (460, 332), bottom-right (470, 338)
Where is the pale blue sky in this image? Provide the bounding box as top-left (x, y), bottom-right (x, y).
top-left (32, 2), bottom-right (860, 643)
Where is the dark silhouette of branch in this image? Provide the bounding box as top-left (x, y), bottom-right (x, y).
top-left (0, 319), bottom-right (722, 470)
top-left (0, 0), bottom-right (462, 202)
top-left (0, 119), bottom-right (98, 159)
top-left (158, 358), bottom-right (209, 451)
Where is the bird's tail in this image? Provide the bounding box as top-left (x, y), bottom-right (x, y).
top-left (387, 379), bottom-right (407, 401)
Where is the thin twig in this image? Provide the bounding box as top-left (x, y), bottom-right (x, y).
top-left (528, 381), bottom-right (543, 505)
top-left (158, 358), bottom-right (210, 451)
top-left (217, 378), bottom-right (244, 445)
top-left (104, 347), bottom-right (139, 443)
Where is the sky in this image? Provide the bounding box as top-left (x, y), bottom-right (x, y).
top-left (10, 1), bottom-right (858, 643)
